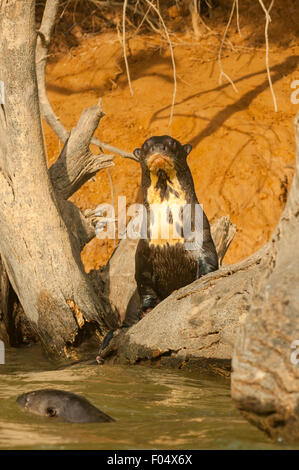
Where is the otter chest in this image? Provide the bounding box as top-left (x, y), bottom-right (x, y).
top-left (147, 171), bottom-right (187, 247)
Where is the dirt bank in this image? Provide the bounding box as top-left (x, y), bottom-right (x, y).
top-left (43, 2), bottom-right (299, 272)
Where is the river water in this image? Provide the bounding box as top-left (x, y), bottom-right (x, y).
top-left (0, 344), bottom-right (294, 450)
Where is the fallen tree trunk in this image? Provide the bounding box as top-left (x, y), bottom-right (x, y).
top-left (100, 243), bottom-right (267, 375)
top-left (0, 0), bottom-right (118, 360)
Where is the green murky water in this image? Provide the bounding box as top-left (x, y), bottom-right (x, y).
top-left (0, 344), bottom-right (295, 450)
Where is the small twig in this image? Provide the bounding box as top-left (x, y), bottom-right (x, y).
top-left (107, 168), bottom-right (116, 248)
top-left (132, 4), bottom-right (152, 37)
top-left (122, 0), bottom-right (134, 96)
top-left (217, 0), bottom-right (238, 93)
top-left (145, 0), bottom-right (177, 127)
top-left (190, 0), bottom-right (201, 39)
top-left (258, 0), bottom-right (277, 112)
top-left (236, 0), bottom-right (242, 36)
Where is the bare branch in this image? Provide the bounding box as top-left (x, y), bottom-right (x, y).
top-left (59, 199), bottom-right (96, 250)
top-left (35, 0), bottom-right (138, 162)
top-left (49, 100), bottom-right (114, 200)
top-left (258, 0), bottom-right (277, 112)
top-left (218, 0), bottom-right (239, 93)
top-left (123, 0), bottom-right (134, 96)
top-left (189, 0), bottom-right (201, 39)
top-left (145, 0), bottom-right (177, 127)
top-left (236, 0), bottom-right (242, 36)
top-left (211, 215), bottom-right (236, 265)
top-left (36, 0), bottom-right (68, 142)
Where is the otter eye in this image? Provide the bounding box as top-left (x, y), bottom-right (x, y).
top-left (46, 407), bottom-right (57, 417)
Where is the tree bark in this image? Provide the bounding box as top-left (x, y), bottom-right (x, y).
top-left (0, 255), bottom-right (38, 346)
top-left (0, 0), bottom-right (116, 360)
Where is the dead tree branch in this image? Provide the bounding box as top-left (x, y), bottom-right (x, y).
top-left (218, 0), bottom-right (238, 93)
top-left (49, 100), bottom-right (114, 199)
top-left (122, 0), bottom-right (134, 96)
top-left (145, 0), bottom-right (177, 127)
top-left (258, 0), bottom-right (277, 112)
top-left (36, 0), bottom-right (138, 162)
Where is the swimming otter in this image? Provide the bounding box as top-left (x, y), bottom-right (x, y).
top-left (133, 135), bottom-right (218, 315)
top-left (17, 389), bottom-right (115, 423)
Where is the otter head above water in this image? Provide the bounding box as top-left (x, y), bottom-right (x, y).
top-left (133, 135), bottom-right (192, 176)
top-left (17, 389), bottom-right (115, 423)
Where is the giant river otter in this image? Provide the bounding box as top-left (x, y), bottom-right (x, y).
top-left (96, 135), bottom-right (218, 363)
top-left (17, 389), bottom-right (115, 423)
top-left (133, 135), bottom-right (218, 315)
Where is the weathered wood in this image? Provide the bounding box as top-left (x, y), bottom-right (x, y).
top-left (0, 0), bottom-right (116, 360)
top-left (0, 255), bottom-right (38, 346)
top-left (210, 215), bottom-right (236, 265)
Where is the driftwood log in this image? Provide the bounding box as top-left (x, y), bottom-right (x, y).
top-left (99, 237), bottom-right (264, 374)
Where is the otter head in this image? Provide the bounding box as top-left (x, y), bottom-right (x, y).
top-left (17, 390), bottom-right (58, 418)
top-left (133, 135), bottom-right (192, 175)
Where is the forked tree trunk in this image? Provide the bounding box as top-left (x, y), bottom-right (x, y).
top-left (0, 0), bottom-right (117, 360)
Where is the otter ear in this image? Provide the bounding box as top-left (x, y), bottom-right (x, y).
top-left (183, 144), bottom-right (192, 156)
top-left (133, 148), bottom-right (142, 159)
